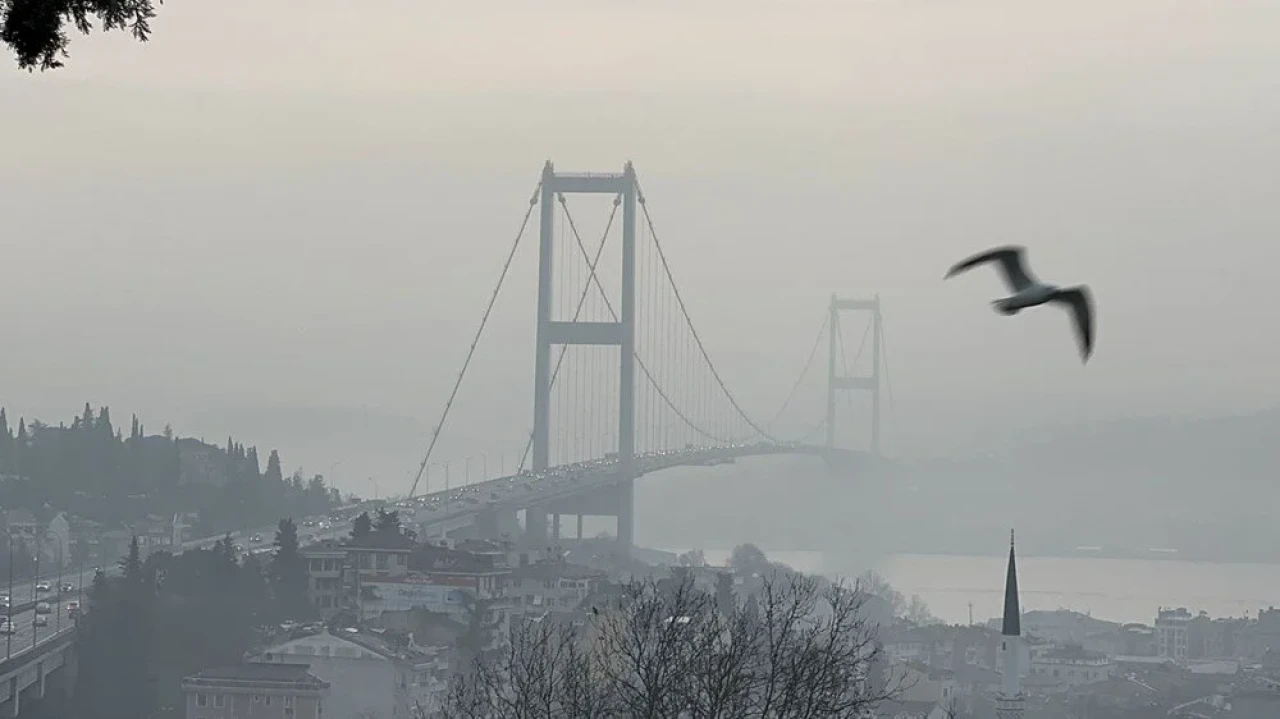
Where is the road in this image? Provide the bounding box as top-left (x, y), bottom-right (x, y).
top-left (0, 511), bottom-right (345, 662)
top-left (0, 575), bottom-right (89, 661)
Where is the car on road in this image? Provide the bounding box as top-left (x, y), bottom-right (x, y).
top-left (35, 602), bottom-right (51, 615)
top-left (35, 581), bottom-right (51, 593)
top-left (59, 582), bottom-right (73, 593)
top-left (0, 595), bottom-right (10, 610)
top-left (66, 601), bottom-right (80, 618)
top-left (249, 534), bottom-right (262, 543)
top-left (33, 615), bottom-right (47, 627)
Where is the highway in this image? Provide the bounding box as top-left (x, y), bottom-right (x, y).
top-left (0, 506), bottom-right (365, 662)
top-left (0, 575), bottom-right (88, 661)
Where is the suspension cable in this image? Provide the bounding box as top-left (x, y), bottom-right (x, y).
top-left (635, 179), bottom-right (779, 443)
top-left (556, 195), bottom-right (733, 446)
top-left (766, 314), bottom-right (829, 430)
top-left (407, 181), bottom-right (542, 498)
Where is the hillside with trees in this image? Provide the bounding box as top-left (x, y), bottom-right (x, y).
top-left (63, 529), bottom-right (315, 719)
top-left (0, 404), bottom-right (340, 536)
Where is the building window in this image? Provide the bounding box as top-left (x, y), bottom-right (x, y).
top-left (213, 695), bottom-right (226, 708)
top-left (284, 696), bottom-right (294, 708)
top-left (197, 693), bottom-right (208, 707)
top-left (376, 554), bottom-right (389, 570)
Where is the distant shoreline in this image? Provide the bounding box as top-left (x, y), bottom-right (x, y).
top-left (653, 545), bottom-right (1280, 569)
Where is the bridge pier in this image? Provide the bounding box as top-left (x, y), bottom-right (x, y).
top-left (617, 478), bottom-right (634, 554)
top-left (525, 506), bottom-right (549, 547)
top-left (577, 513), bottom-right (584, 539)
top-left (551, 513), bottom-right (561, 541)
top-left (7, 677), bottom-right (17, 718)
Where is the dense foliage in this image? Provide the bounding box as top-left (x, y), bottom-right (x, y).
top-left (74, 530), bottom-right (310, 719)
top-left (0, 404), bottom-right (338, 535)
top-left (1, 0), bottom-right (162, 71)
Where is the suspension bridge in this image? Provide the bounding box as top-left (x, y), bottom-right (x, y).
top-left (400, 161), bottom-right (896, 552)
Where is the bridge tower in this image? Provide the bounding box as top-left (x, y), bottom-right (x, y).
top-left (825, 294), bottom-right (883, 456)
top-left (531, 161), bottom-right (638, 552)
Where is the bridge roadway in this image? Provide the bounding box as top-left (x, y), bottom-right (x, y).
top-left (396, 441), bottom-right (864, 538)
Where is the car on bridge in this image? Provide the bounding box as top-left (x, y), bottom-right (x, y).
top-left (34, 615), bottom-right (47, 627)
top-left (0, 617), bottom-right (14, 635)
top-left (35, 581), bottom-right (51, 593)
top-left (35, 602), bottom-right (51, 615)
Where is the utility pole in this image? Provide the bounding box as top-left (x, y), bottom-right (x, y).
top-left (55, 539), bottom-right (62, 634)
top-left (30, 539), bottom-right (39, 649)
top-left (6, 540), bottom-right (12, 658)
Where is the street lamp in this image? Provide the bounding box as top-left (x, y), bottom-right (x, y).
top-left (49, 534), bottom-right (64, 635)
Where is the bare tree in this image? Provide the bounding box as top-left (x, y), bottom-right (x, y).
top-left (442, 569), bottom-right (901, 719)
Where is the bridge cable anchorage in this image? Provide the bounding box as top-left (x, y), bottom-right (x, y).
top-left (515, 193), bottom-right (622, 474)
top-left (634, 179), bottom-right (780, 443)
top-left (555, 192), bottom-right (737, 446)
top-left (407, 181), bottom-right (542, 499)
top-left (766, 313), bottom-right (830, 431)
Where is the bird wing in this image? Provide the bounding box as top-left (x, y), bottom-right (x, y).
top-left (1051, 287), bottom-right (1094, 362)
top-left (944, 246), bottom-right (1037, 292)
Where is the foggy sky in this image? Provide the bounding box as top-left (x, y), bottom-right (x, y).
top-left (2, 0), bottom-right (1279, 494)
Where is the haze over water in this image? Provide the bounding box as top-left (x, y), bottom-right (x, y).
top-left (675, 550), bottom-right (1280, 627)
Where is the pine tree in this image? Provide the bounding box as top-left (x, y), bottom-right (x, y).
top-left (374, 508), bottom-right (402, 537)
top-left (0, 408), bottom-right (11, 472)
top-left (96, 406), bottom-right (113, 437)
top-left (350, 511), bottom-right (372, 540)
top-left (120, 535), bottom-right (144, 584)
top-left (269, 519), bottom-right (308, 620)
top-left (265, 450), bottom-right (283, 484)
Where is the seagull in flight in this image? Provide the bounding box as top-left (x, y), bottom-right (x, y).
top-left (944, 245), bottom-right (1095, 362)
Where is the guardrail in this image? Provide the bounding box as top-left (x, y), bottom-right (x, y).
top-left (0, 624), bottom-right (75, 677)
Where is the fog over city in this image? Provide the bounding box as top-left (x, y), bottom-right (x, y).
top-left (6, 1), bottom-right (1280, 558)
top-left (6, 1), bottom-right (1280, 717)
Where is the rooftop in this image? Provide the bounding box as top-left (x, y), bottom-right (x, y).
top-left (412, 546), bottom-right (509, 575)
top-left (1035, 644), bottom-right (1110, 664)
top-left (4, 508), bottom-right (37, 527)
top-left (346, 533), bottom-right (416, 551)
top-left (512, 560), bottom-right (606, 582)
top-left (183, 662), bottom-right (329, 690)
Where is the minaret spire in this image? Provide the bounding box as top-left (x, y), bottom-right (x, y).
top-left (996, 528), bottom-right (1026, 719)
top-left (1003, 529), bottom-right (1021, 636)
